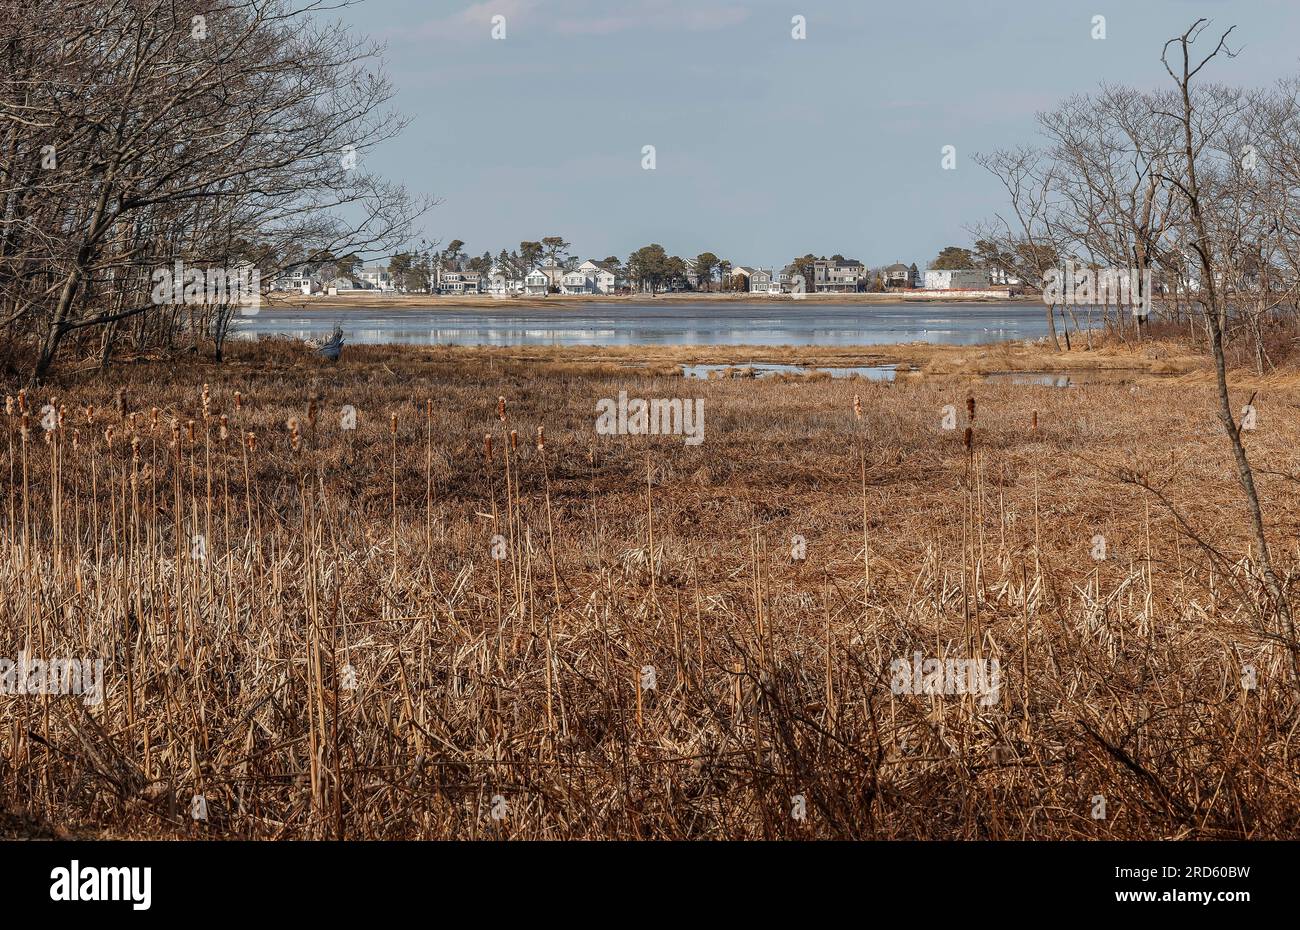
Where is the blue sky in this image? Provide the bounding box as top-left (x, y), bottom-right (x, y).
top-left (343, 0), bottom-right (1300, 269)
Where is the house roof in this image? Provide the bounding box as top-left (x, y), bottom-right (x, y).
top-left (884, 262), bottom-right (910, 273)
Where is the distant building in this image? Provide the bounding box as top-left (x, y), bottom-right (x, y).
top-left (272, 264), bottom-right (322, 294)
top-left (749, 268), bottom-right (773, 293)
top-left (813, 259), bottom-right (866, 293)
top-left (323, 276), bottom-right (361, 295)
top-left (576, 259), bottom-right (620, 293)
top-left (359, 264), bottom-right (395, 291)
top-left (524, 268), bottom-right (550, 296)
top-left (561, 268), bottom-right (595, 294)
top-left (538, 264), bottom-right (565, 290)
top-left (487, 265), bottom-right (524, 296)
top-left (438, 271), bottom-right (482, 295)
top-left (924, 269), bottom-right (988, 290)
top-left (883, 262), bottom-right (919, 289)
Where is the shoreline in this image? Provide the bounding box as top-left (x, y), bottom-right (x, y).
top-left (264, 290), bottom-right (1039, 312)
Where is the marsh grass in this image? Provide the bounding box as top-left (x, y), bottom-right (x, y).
top-left (0, 340), bottom-right (1297, 839)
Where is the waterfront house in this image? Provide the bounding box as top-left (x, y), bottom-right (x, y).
top-left (359, 264), bottom-right (395, 291)
top-left (813, 259), bottom-right (866, 292)
top-left (487, 265), bottom-right (524, 295)
top-left (438, 270), bottom-right (482, 295)
top-left (749, 268), bottom-right (772, 293)
top-left (883, 262), bottom-right (919, 289)
top-left (524, 268), bottom-right (550, 296)
top-left (924, 269), bottom-right (989, 290)
top-left (561, 268), bottom-right (595, 294)
top-left (577, 259), bottom-right (620, 293)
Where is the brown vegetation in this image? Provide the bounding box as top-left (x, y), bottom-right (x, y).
top-left (1, 340), bottom-right (1297, 839)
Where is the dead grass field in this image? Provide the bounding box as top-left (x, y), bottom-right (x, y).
top-left (1, 339), bottom-right (1298, 839)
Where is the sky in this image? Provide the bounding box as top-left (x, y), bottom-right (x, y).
top-left (339, 0), bottom-right (1300, 270)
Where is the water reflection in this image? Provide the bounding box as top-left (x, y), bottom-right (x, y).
top-left (233, 301), bottom-right (1050, 348)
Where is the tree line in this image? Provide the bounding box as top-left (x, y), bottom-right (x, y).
top-left (0, 0), bottom-right (428, 380)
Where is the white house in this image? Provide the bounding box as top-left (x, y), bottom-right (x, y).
top-left (576, 259), bottom-right (620, 293)
top-left (359, 264), bottom-right (395, 291)
top-left (561, 269), bottom-right (595, 294)
top-left (438, 271), bottom-right (482, 296)
top-left (924, 269), bottom-right (989, 290)
top-left (272, 264), bottom-right (322, 294)
top-left (487, 265), bottom-right (524, 296)
top-left (524, 268), bottom-right (550, 296)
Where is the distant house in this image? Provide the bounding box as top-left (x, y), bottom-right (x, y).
top-left (487, 265), bottom-right (524, 296)
top-left (561, 269), bottom-right (595, 294)
top-left (987, 267), bottom-right (1022, 286)
top-left (924, 269), bottom-right (989, 290)
top-left (359, 264), bottom-right (395, 291)
top-left (727, 266), bottom-right (752, 290)
top-left (883, 262), bottom-right (919, 289)
top-left (577, 259), bottom-right (620, 293)
top-left (438, 271), bottom-right (482, 295)
top-left (813, 259), bottom-right (866, 293)
top-left (323, 276), bottom-right (361, 295)
top-left (749, 268), bottom-right (773, 293)
top-left (273, 264), bottom-right (322, 294)
top-left (535, 264), bottom-right (565, 291)
top-left (524, 269), bottom-right (550, 296)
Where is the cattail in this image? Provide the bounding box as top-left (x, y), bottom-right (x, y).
top-left (966, 394), bottom-right (976, 422)
top-left (201, 384), bottom-right (211, 420)
top-left (245, 431), bottom-right (256, 453)
top-left (3, 396), bottom-right (12, 417)
top-left (17, 389), bottom-right (27, 415)
top-left (307, 398), bottom-right (317, 430)
top-left (484, 433), bottom-right (493, 463)
top-left (149, 406), bottom-right (157, 431)
top-left (389, 412), bottom-right (397, 436)
top-left (219, 414), bottom-right (229, 441)
top-left (853, 393), bottom-right (863, 421)
top-left (497, 396), bottom-right (506, 422)
top-left (19, 412), bottom-right (29, 438)
top-left (73, 429), bottom-right (81, 449)
top-left (115, 388), bottom-right (126, 421)
top-left (105, 425), bottom-right (115, 449)
top-left (1031, 410), bottom-right (1038, 433)
top-left (186, 419), bottom-right (195, 443)
top-left (963, 426), bottom-right (973, 452)
top-left (130, 435), bottom-right (140, 460)
top-left (510, 429), bottom-right (518, 451)
top-left (85, 404), bottom-right (95, 424)
top-left (536, 426), bottom-right (545, 452)
top-left (425, 399), bottom-right (433, 418)
top-left (288, 417), bottom-right (302, 452)
top-left (234, 391), bottom-right (243, 412)
top-left (170, 420), bottom-right (180, 448)
top-left (57, 404), bottom-right (66, 428)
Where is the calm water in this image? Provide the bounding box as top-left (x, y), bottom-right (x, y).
top-left (233, 301), bottom-right (1048, 347)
